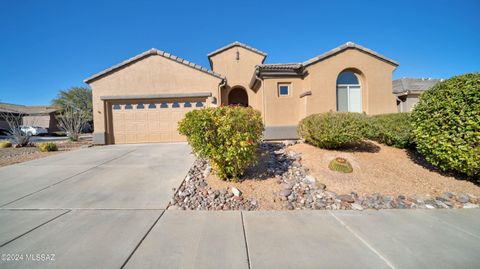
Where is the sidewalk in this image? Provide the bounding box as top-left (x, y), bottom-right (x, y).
top-left (1, 209), bottom-right (479, 268)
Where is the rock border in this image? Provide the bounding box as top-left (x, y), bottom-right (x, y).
top-left (170, 142), bottom-right (480, 211)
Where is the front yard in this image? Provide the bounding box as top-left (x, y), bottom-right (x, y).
top-left (171, 141), bottom-right (480, 211)
top-left (0, 139), bottom-right (92, 167)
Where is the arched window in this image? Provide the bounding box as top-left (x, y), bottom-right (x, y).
top-left (137, 103), bottom-right (145, 109)
top-left (336, 70), bottom-right (362, 112)
top-left (148, 103), bottom-right (156, 109)
top-left (172, 102), bottom-right (180, 108)
top-left (195, 101), bottom-right (204, 107)
top-left (113, 104), bottom-right (121, 110)
top-left (184, 102), bottom-right (192, 108)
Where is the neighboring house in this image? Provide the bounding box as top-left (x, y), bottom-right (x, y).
top-left (0, 103), bottom-right (60, 133)
top-left (84, 41), bottom-right (399, 144)
top-left (393, 78), bottom-right (441, 112)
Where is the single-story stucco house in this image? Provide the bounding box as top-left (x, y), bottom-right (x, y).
top-left (0, 103), bottom-right (60, 133)
top-left (84, 41), bottom-right (399, 144)
top-left (393, 78), bottom-right (442, 112)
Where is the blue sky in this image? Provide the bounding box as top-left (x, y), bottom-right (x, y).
top-left (1, 0), bottom-right (479, 105)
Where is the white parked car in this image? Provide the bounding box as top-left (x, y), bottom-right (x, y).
top-left (20, 125), bottom-right (48, 136)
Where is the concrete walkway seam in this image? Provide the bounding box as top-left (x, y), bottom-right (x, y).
top-left (422, 212), bottom-right (480, 240)
top-left (0, 149), bottom-right (137, 208)
top-left (120, 210), bottom-right (166, 268)
top-left (328, 211), bottom-right (397, 269)
top-left (240, 211), bottom-right (252, 269)
top-left (0, 210), bottom-right (71, 248)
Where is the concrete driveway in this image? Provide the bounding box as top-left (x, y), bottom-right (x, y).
top-left (0, 143), bottom-right (194, 209)
top-left (1, 144), bottom-right (480, 268)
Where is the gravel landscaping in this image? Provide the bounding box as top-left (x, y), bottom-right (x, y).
top-left (0, 140), bottom-right (92, 167)
top-left (171, 141), bottom-right (480, 211)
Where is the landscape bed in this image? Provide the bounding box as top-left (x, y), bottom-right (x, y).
top-left (170, 141), bottom-right (480, 211)
top-left (0, 140), bottom-right (92, 167)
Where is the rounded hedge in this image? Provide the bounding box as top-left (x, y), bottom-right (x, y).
top-left (178, 106), bottom-right (264, 181)
top-left (365, 113), bottom-right (414, 149)
top-left (297, 112), bottom-right (367, 149)
top-left (411, 73), bottom-right (480, 178)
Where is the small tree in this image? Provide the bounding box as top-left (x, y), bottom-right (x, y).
top-left (56, 105), bottom-right (89, 141)
top-left (0, 111), bottom-right (30, 147)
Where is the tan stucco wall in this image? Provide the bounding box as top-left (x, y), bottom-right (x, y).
top-left (304, 48), bottom-right (397, 116)
top-left (209, 46), bottom-right (265, 112)
top-left (88, 54), bottom-right (222, 143)
top-left (260, 48), bottom-right (397, 127)
top-left (398, 93), bottom-right (420, 112)
top-left (262, 78), bottom-right (306, 126)
top-left (87, 44), bottom-right (398, 143)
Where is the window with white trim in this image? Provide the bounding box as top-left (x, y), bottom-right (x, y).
top-left (336, 71), bottom-right (362, 112)
top-left (278, 83), bottom-right (290, 97)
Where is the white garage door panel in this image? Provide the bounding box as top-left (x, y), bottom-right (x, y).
top-left (110, 99), bottom-right (204, 144)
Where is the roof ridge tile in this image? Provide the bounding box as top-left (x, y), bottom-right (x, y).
top-left (84, 48), bottom-right (225, 83)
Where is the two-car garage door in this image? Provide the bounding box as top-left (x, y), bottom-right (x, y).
top-left (110, 98), bottom-right (206, 144)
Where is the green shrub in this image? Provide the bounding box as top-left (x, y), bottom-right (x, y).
top-left (297, 112), bottom-right (367, 149)
top-left (365, 113), bottom-right (414, 148)
top-left (0, 140), bottom-right (12, 148)
top-left (178, 106), bottom-right (264, 181)
top-left (38, 142), bottom-right (58, 152)
top-left (411, 73), bottom-right (480, 178)
top-left (328, 157), bottom-right (353, 173)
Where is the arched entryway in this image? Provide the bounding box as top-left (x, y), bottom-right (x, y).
top-left (336, 70), bottom-right (362, 112)
top-left (228, 87), bottom-right (249, 107)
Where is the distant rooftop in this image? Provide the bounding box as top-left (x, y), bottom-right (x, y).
top-left (0, 102), bottom-right (59, 114)
top-left (393, 77), bottom-right (442, 94)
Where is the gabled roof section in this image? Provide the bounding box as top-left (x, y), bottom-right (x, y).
top-left (303, 42), bottom-right (399, 67)
top-left (84, 48), bottom-right (225, 84)
top-left (393, 78), bottom-right (442, 94)
top-left (208, 41), bottom-right (267, 59)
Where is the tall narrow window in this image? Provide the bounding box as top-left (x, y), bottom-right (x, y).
top-left (336, 71), bottom-right (362, 112)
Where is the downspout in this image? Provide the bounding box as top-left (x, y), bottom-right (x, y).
top-left (217, 78), bottom-right (227, 107)
top-left (255, 67), bottom-right (267, 127)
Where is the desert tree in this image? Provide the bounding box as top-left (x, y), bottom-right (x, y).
top-left (51, 87), bottom-right (93, 122)
top-left (0, 111), bottom-right (30, 147)
top-left (55, 105), bottom-right (89, 141)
